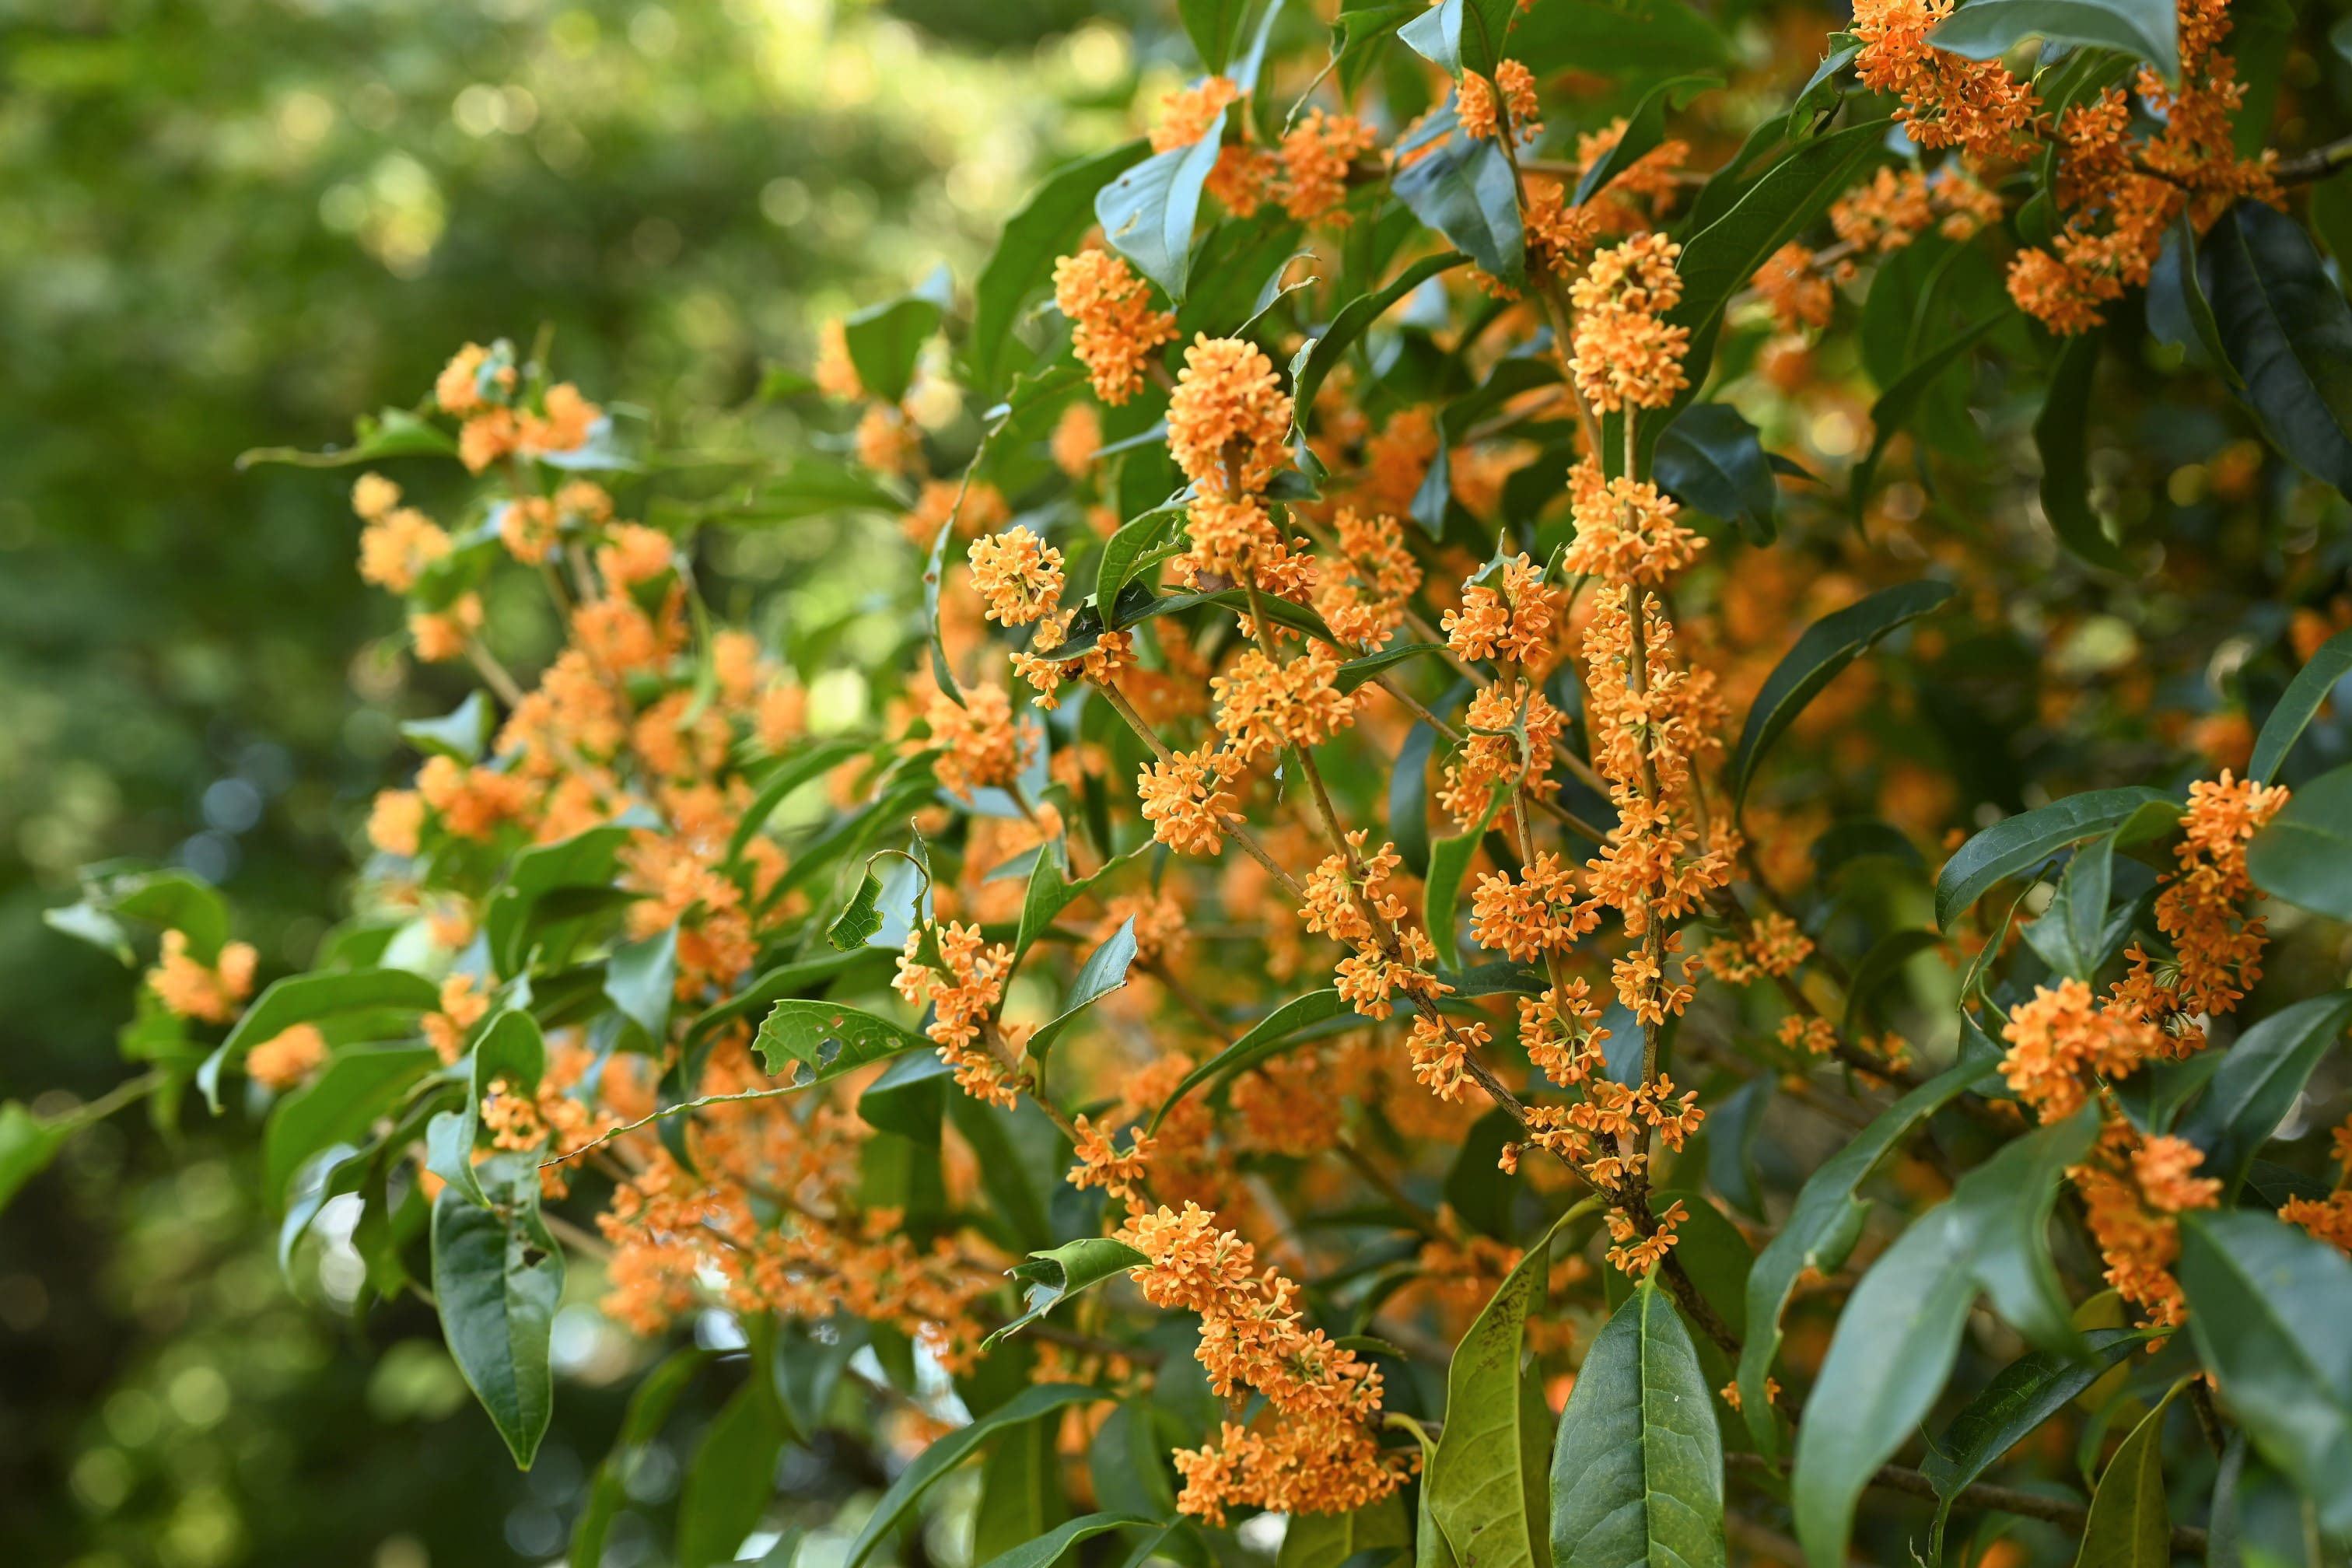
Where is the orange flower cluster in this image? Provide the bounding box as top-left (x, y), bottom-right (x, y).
top-left (1279, 110), bottom-right (1377, 224)
top-left (894, 919), bottom-right (1023, 1108)
top-left (1314, 507), bottom-right (1423, 650)
top-left (1210, 644), bottom-right (1362, 761)
top-left (1702, 911), bottom-right (1815, 983)
top-left (1569, 234), bottom-right (1691, 413)
top-left (1118, 1202), bottom-right (1404, 1524)
top-left (243, 1023), bottom-right (327, 1091)
top-left (1564, 465), bottom-right (1704, 587)
top-left (922, 684), bottom-right (1035, 801)
top-left (2280, 1115), bottom-right (2352, 1253)
top-left (1138, 743), bottom-right (1247, 856)
top-left (1052, 249), bottom-right (1178, 405)
top-left (1437, 677), bottom-right (1567, 828)
top-left (968, 524), bottom-right (1066, 628)
top-left (1752, 242), bottom-right (1836, 334)
top-left (434, 341), bottom-right (601, 474)
top-left (1443, 553), bottom-right (1565, 668)
top-left (1849, 0), bottom-right (2036, 159)
top-left (145, 929), bottom-right (258, 1025)
top-left (1459, 59), bottom-right (1541, 142)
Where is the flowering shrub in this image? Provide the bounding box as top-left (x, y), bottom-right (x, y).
top-left (24, 0), bottom-right (2352, 1564)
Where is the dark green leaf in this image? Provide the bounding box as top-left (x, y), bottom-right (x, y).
top-left (1791, 1110), bottom-right (2095, 1568)
top-left (1738, 1060), bottom-right (1993, 1452)
top-left (1929, 0), bottom-right (2178, 79)
top-left (2251, 627), bottom-right (2352, 784)
top-left (986, 1238), bottom-right (1148, 1347)
top-left (1919, 1328), bottom-right (2150, 1550)
top-left (262, 1044), bottom-right (437, 1206)
top-left (236, 406), bottom-right (457, 470)
top-left (1096, 109), bottom-right (1227, 301)
top-left (0, 1101), bottom-right (71, 1216)
top-left (1550, 1279), bottom-right (1725, 1568)
top-left (1654, 402), bottom-right (1779, 545)
top-left (2036, 334), bottom-right (2128, 569)
top-left (2205, 201), bottom-right (2352, 495)
top-left (198, 967), bottom-right (443, 1111)
top-left (606, 926), bottom-right (678, 1038)
top-left (486, 824), bottom-right (635, 975)
top-left (1843, 928), bottom-right (1943, 1034)
top-left (1292, 252), bottom-right (1468, 420)
top-left (678, 1379), bottom-right (788, 1568)
top-left (1393, 719), bottom-right (1437, 879)
top-left (1181, 0), bottom-right (1249, 71)
top-left (2021, 831), bottom-right (2116, 982)
top-left (432, 1157), bottom-right (564, 1468)
top-left (978, 1513), bottom-right (1161, 1568)
top-left (2177, 992), bottom-right (2352, 1195)
top-left (1851, 313), bottom-right (2004, 510)
top-left (1332, 3), bottom-right (1423, 96)
top-left (1336, 642), bottom-right (1445, 695)
top-left (1027, 918), bottom-right (1139, 1056)
top-left (1150, 989), bottom-right (1358, 1132)
top-left (2073, 1382), bottom-right (2178, 1568)
top-left (971, 142), bottom-right (1150, 395)
top-left (842, 1384), bottom-right (1111, 1568)
top-left (1575, 75), bottom-right (1719, 205)
top-left (1426, 793), bottom-right (1503, 967)
top-left (731, 460), bottom-right (909, 525)
top-left (1936, 787), bottom-right (2175, 931)
top-left (1392, 106), bottom-right (1524, 288)
top-left (1397, 0), bottom-right (1522, 79)
top-left (1733, 579), bottom-right (1956, 807)
top-left (841, 277), bottom-right (947, 406)
top-left (1428, 1206), bottom-right (1584, 1568)
top-left (2244, 761), bottom-right (2352, 919)
top-left (752, 1002), bottom-right (928, 1083)
top-left (2179, 1211), bottom-right (2352, 1535)
top-left (1279, 1496), bottom-right (1409, 1568)
top-left (1811, 819), bottom-right (1926, 880)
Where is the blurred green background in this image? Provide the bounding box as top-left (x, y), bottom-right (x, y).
top-left (0, 2), bottom-right (1159, 1562)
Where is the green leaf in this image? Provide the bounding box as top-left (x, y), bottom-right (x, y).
top-left (1149, 989), bottom-right (1357, 1132)
top-left (924, 508), bottom-right (964, 707)
top-left (1027, 917), bottom-right (1139, 1056)
top-left (1791, 1109), bottom-right (2096, 1568)
top-left (2147, 213), bottom-right (2237, 383)
top-left (2179, 1211), bottom-right (2352, 1536)
top-left (401, 689), bottom-right (496, 762)
top-left (1335, 642), bottom-right (1446, 695)
top-left (1392, 105), bottom-right (1524, 288)
top-left (432, 1157), bottom-right (564, 1468)
top-left (605, 925), bottom-right (678, 1039)
top-left (1738, 1060), bottom-right (1992, 1452)
top-left (262, 1044), bottom-right (438, 1206)
top-left (1575, 75), bottom-right (1719, 205)
top-left (1291, 251), bottom-right (1467, 421)
top-left (1281, 1501), bottom-right (1408, 1568)
top-left (198, 967), bottom-right (443, 1111)
top-left (236, 405), bottom-right (458, 470)
top-left (724, 738), bottom-right (872, 868)
top-left (2072, 1382), bottom-right (2179, 1568)
top-left (1095, 107), bottom-right (1227, 301)
top-left (1014, 840), bottom-right (1138, 963)
top-left (841, 274), bottom-right (947, 406)
top-left (678, 1377), bottom-right (789, 1568)
top-left (1668, 120), bottom-right (1888, 365)
top-left (842, 1383), bottom-right (1111, 1568)
top-left (0, 1101), bottom-right (71, 1216)
top-left (1092, 508), bottom-right (1185, 626)
top-left (1331, 5), bottom-right (1422, 96)
top-left (1930, 0), bottom-right (2178, 79)
top-left (1393, 719), bottom-right (1437, 879)
top-left (1732, 579), bottom-right (1956, 807)
top-left (2036, 334), bottom-right (2128, 569)
top-left (1180, 0), bottom-right (1250, 71)
top-left (987, 1238), bottom-right (1148, 1348)
top-left (1397, 0), bottom-right (1523, 79)
top-left (1550, 1279), bottom-right (1725, 1568)
top-left (1919, 1329), bottom-right (2151, 1552)
top-left (1426, 792), bottom-right (1504, 967)
top-left (1512, 0), bottom-right (1732, 75)
top-left (752, 1002), bottom-right (929, 1084)
top-left (571, 1346), bottom-right (718, 1568)
top-left (1811, 819), bottom-right (1926, 880)
top-left (2176, 992), bottom-right (2352, 1195)
top-left (1654, 402), bottom-right (1778, 545)
top-left (2245, 761), bottom-right (2352, 919)
top-left (971, 142), bottom-right (1150, 396)
top-left (2251, 627), bottom-right (2352, 784)
top-left (1428, 1206), bottom-right (1590, 1568)
top-left (1850, 313), bottom-right (2004, 510)
top-left (2204, 201), bottom-right (2352, 495)
top-left (978, 1513), bottom-right (1161, 1568)
top-left (1935, 787), bottom-right (2175, 932)
top-left (827, 865), bottom-right (889, 952)
top-left (2022, 831), bottom-right (2116, 983)
top-left (486, 824), bottom-right (636, 975)
top-left (730, 459), bottom-right (909, 525)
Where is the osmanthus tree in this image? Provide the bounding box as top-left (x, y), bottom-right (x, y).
top-left (21, 0), bottom-right (2352, 1563)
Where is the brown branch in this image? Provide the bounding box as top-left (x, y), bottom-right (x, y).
top-left (1727, 1452), bottom-right (2210, 1555)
